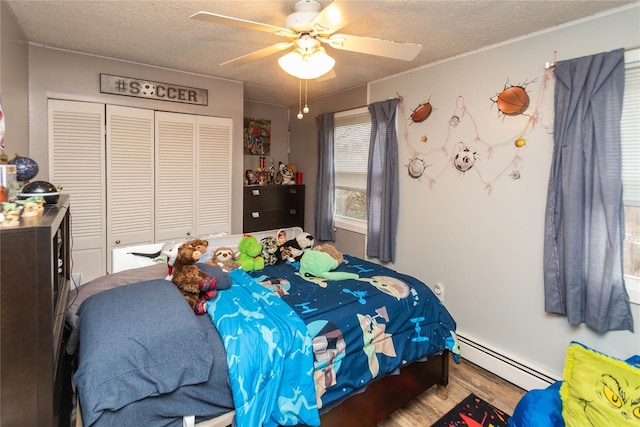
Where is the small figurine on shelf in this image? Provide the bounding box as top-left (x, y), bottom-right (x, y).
top-left (0, 202), bottom-right (19, 227)
top-left (18, 196), bottom-right (45, 217)
top-left (245, 169), bottom-right (255, 186)
top-left (269, 158), bottom-right (276, 184)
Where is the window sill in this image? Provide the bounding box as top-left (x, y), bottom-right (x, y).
top-left (334, 216), bottom-right (367, 235)
top-left (626, 275), bottom-right (640, 306)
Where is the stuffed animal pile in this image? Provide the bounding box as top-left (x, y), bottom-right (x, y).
top-left (299, 243), bottom-right (359, 285)
top-left (207, 246), bottom-right (241, 272)
top-left (260, 236), bottom-right (279, 266)
top-left (277, 232), bottom-right (314, 263)
top-left (236, 234), bottom-right (265, 271)
top-left (170, 241), bottom-right (218, 315)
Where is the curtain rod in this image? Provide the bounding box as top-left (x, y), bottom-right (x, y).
top-left (545, 45), bottom-right (640, 69)
top-left (316, 96), bottom-right (403, 117)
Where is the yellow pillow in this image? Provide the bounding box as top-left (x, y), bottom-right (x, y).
top-left (560, 342), bottom-right (640, 427)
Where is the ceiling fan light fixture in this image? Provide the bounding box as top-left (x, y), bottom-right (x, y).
top-left (278, 47), bottom-right (335, 80)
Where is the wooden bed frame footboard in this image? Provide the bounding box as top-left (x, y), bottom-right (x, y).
top-left (314, 350), bottom-right (450, 427)
top-left (74, 351), bottom-right (450, 427)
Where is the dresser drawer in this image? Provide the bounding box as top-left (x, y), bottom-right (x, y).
top-left (243, 208), bottom-right (304, 233)
top-left (244, 185), bottom-right (305, 211)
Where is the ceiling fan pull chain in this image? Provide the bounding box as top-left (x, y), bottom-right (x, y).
top-left (303, 80), bottom-right (310, 114)
top-left (297, 79), bottom-right (304, 120)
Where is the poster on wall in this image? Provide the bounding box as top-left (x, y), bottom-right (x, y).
top-left (244, 117), bottom-right (271, 155)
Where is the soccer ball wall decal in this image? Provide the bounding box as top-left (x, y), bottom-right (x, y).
top-left (453, 145), bottom-right (477, 173)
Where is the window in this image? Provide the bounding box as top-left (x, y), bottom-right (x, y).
top-left (622, 48), bottom-right (640, 304)
top-left (334, 107), bottom-right (371, 231)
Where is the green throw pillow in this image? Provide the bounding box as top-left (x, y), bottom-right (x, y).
top-left (560, 342), bottom-right (640, 427)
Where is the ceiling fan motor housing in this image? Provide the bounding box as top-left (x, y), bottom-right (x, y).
top-left (285, 0), bottom-right (321, 32)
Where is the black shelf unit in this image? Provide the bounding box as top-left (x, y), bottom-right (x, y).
top-left (0, 194), bottom-right (71, 426)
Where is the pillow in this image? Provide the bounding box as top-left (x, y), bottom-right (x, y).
top-left (74, 279), bottom-right (215, 426)
top-left (196, 262), bottom-right (232, 290)
top-left (508, 381), bottom-right (564, 427)
top-left (560, 342), bottom-right (640, 427)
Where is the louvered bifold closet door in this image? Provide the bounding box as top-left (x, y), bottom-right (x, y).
top-left (195, 116), bottom-right (232, 235)
top-left (155, 111), bottom-right (196, 242)
top-left (48, 99), bottom-right (106, 282)
top-left (106, 105), bottom-right (155, 270)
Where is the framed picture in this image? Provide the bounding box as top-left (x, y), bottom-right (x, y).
top-left (243, 117), bottom-right (271, 155)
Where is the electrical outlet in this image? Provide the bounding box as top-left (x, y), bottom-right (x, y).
top-left (433, 282), bottom-right (444, 301)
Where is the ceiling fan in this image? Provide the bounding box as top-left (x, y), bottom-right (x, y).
top-left (190, 0), bottom-right (422, 80)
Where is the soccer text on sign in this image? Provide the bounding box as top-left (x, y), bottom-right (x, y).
top-left (100, 74), bottom-right (208, 106)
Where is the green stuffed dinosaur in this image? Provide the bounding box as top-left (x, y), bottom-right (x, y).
top-left (299, 250), bottom-right (359, 283)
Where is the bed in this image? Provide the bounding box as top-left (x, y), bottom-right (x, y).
top-left (67, 228), bottom-right (459, 427)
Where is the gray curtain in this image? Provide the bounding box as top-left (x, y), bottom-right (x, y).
top-left (366, 99), bottom-right (399, 263)
top-left (315, 112), bottom-right (335, 241)
top-left (543, 48), bottom-right (633, 332)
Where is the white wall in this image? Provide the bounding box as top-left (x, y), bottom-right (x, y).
top-left (0, 0), bottom-right (29, 157)
top-left (27, 46), bottom-right (245, 233)
top-left (244, 101), bottom-right (290, 174)
top-left (369, 5), bottom-right (640, 380)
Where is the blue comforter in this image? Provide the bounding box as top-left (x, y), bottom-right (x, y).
top-left (207, 254), bottom-right (458, 427)
top-left (205, 269), bottom-right (320, 427)
top-left (249, 254), bottom-right (459, 409)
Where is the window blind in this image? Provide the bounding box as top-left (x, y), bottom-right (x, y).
top-left (334, 108), bottom-right (371, 191)
top-left (622, 50), bottom-right (640, 207)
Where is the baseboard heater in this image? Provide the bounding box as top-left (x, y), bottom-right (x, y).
top-left (456, 332), bottom-right (559, 391)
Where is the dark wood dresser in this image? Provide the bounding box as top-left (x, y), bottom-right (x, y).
top-left (0, 194), bottom-right (71, 426)
top-left (243, 185), bottom-right (305, 233)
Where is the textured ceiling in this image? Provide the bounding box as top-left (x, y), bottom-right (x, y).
top-left (5, 0), bottom-right (637, 107)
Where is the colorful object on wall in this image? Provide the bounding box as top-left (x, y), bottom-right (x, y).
top-left (490, 80), bottom-right (534, 117)
top-left (421, 135), bottom-right (428, 142)
top-left (515, 137), bottom-right (526, 147)
top-left (453, 144), bottom-right (477, 173)
top-left (397, 60), bottom-right (554, 194)
top-left (243, 117), bottom-right (271, 155)
top-left (405, 156), bottom-right (429, 179)
top-left (409, 99), bottom-right (434, 124)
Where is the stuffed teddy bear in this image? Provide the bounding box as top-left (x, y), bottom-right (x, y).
top-left (279, 232), bottom-right (314, 262)
top-left (206, 246), bottom-right (241, 272)
top-left (171, 242), bottom-right (218, 315)
top-left (236, 234), bottom-right (265, 271)
top-left (260, 236), bottom-right (279, 266)
top-left (188, 238), bottom-right (214, 264)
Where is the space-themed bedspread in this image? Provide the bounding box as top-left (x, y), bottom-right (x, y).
top-left (205, 269), bottom-right (321, 427)
top-left (248, 254), bottom-right (459, 410)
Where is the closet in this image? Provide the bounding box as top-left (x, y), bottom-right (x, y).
top-left (48, 100), bottom-right (232, 282)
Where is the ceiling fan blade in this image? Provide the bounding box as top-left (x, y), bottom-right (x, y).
top-left (220, 42), bottom-right (294, 66)
top-left (309, 1), bottom-right (372, 35)
top-left (190, 11), bottom-right (296, 38)
top-left (325, 34), bottom-right (422, 61)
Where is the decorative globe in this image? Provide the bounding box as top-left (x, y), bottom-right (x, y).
top-left (8, 155), bottom-right (39, 181)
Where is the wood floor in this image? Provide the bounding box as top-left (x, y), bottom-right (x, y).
top-left (377, 358), bottom-right (527, 426)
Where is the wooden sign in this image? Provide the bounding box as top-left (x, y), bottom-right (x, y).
top-left (100, 74), bottom-right (208, 106)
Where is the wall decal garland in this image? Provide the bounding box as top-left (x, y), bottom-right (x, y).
top-left (399, 64), bottom-right (554, 194)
